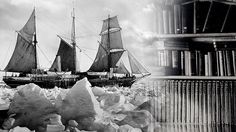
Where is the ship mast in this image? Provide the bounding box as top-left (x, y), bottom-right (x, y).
top-left (71, 7), bottom-right (77, 73)
top-left (107, 15), bottom-right (111, 72)
top-left (33, 8), bottom-right (38, 70)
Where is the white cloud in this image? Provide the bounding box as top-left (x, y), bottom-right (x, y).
top-left (10, 0), bottom-right (32, 5)
top-left (103, 7), bottom-right (114, 14)
top-left (36, 0), bottom-right (68, 13)
top-left (143, 3), bottom-right (155, 13)
top-left (121, 20), bottom-right (156, 45)
top-left (10, 0), bottom-right (67, 13)
top-left (0, 0), bottom-right (157, 72)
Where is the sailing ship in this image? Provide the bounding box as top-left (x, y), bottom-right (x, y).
top-left (2, 9), bottom-right (150, 88)
top-left (86, 16), bottom-right (151, 87)
top-left (3, 9), bottom-right (81, 88)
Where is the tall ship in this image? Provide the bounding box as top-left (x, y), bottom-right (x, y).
top-left (3, 9), bottom-right (150, 88)
top-left (86, 15), bottom-right (150, 87)
top-left (2, 8), bottom-right (80, 88)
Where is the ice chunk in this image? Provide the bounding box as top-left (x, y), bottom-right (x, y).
top-left (2, 117), bottom-right (15, 130)
top-left (8, 83), bottom-right (57, 130)
top-left (118, 110), bottom-right (155, 128)
top-left (99, 93), bottom-right (125, 111)
top-left (56, 78), bottom-right (103, 129)
top-left (46, 124), bottom-right (65, 132)
top-left (68, 120), bottom-right (78, 127)
top-left (130, 95), bottom-right (149, 106)
top-left (118, 124), bottom-right (142, 132)
top-left (9, 126), bottom-right (31, 132)
top-left (91, 87), bottom-right (106, 97)
top-left (103, 122), bottom-right (119, 132)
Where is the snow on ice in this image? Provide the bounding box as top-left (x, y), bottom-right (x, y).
top-left (0, 78), bottom-right (160, 132)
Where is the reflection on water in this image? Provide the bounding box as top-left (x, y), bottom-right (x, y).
top-left (159, 123), bottom-right (236, 132)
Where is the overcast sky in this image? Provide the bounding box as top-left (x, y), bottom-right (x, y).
top-left (0, 0), bottom-right (159, 73)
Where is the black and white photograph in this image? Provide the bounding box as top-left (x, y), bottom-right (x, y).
top-left (0, 0), bottom-right (236, 132)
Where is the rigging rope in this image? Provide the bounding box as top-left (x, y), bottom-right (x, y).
top-left (1, 33), bottom-right (14, 69)
top-left (36, 45), bottom-right (52, 65)
top-left (75, 17), bottom-right (99, 35)
top-left (75, 45), bottom-right (94, 61)
top-left (37, 12), bottom-right (68, 35)
top-left (80, 47), bottom-right (97, 51)
top-left (36, 9), bottom-right (101, 64)
top-left (75, 34), bottom-right (97, 38)
top-left (59, 35), bottom-right (96, 50)
top-left (59, 34), bottom-right (98, 43)
top-left (127, 50), bottom-right (149, 76)
top-left (59, 35), bottom-right (94, 61)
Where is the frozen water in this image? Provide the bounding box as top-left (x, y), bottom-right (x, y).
top-left (0, 76), bottom-right (160, 131)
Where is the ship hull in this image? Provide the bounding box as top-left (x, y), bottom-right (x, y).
top-left (89, 77), bottom-right (136, 87)
top-left (2, 76), bottom-right (81, 89)
top-left (3, 78), bottom-right (57, 88)
top-left (3, 75), bottom-right (137, 88)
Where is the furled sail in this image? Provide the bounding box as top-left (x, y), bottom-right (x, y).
top-left (5, 9), bottom-right (36, 73)
top-left (128, 52), bottom-right (150, 74)
top-left (50, 38), bottom-right (75, 72)
top-left (89, 16), bottom-right (124, 72)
